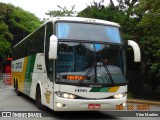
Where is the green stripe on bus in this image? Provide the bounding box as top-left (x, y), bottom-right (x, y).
top-left (89, 87), bottom-right (119, 92)
top-left (99, 87), bottom-right (110, 92)
top-left (89, 87), bottom-right (101, 92)
top-left (24, 54), bottom-right (36, 95)
top-left (25, 54), bottom-right (36, 79)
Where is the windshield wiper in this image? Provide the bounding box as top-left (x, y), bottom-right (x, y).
top-left (99, 50), bottom-right (114, 85)
top-left (103, 64), bottom-right (114, 84)
top-left (76, 62), bottom-right (96, 86)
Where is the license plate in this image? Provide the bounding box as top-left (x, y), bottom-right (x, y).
top-left (88, 104), bottom-right (100, 109)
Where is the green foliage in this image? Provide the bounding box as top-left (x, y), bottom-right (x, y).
top-left (138, 0), bottom-right (160, 76)
top-left (46, 5), bottom-right (76, 17)
top-left (0, 21), bottom-right (14, 41)
top-left (77, 1), bottom-right (139, 41)
top-left (0, 2), bottom-right (42, 59)
top-left (0, 37), bottom-right (11, 53)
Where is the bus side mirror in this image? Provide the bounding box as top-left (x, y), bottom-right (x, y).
top-left (49, 35), bottom-right (58, 59)
top-left (128, 40), bottom-right (141, 62)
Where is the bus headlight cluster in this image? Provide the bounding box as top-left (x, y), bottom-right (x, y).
top-left (113, 93), bottom-right (126, 99)
top-left (56, 92), bottom-right (76, 99)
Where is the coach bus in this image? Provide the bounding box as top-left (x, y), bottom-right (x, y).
top-left (12, 17), bottom-right (141, 111)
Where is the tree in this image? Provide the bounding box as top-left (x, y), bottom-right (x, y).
top-left (138, 0), bottom-right (160, 91)
top-left (78, 0), bottom-right (140, 41)
top-left (0, 36), bottom-right (11, 59)
top-left (0, 3), bottom-right (42, 59)
top-left (46, 5), bottom-right (76, 18)
top-left (139, 0), bottom-right (160, 72)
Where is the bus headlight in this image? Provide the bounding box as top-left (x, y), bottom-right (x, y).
top-left (56, 92), bottom-right (76, 99)
top-left (113, 93), bottom-right (126, 99)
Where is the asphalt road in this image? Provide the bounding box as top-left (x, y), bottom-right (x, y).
top-left (0, 85), bottom-right (160, 120)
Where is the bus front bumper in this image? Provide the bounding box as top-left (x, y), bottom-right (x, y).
top-left (54, 95), bottom-right (127, 111)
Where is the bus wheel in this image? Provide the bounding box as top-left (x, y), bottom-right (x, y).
top-left (13, 79), bottom-right (16, 88)
top-left (15, 82), bottom-right (22, 96)
top-left (36, 87), bottom-right (46, 110)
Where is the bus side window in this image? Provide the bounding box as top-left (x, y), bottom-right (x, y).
top-left (45, 22), bottom-right (54, 82)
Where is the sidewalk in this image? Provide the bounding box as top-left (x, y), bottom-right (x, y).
top-left (127, 99), bottom-right (160, 106)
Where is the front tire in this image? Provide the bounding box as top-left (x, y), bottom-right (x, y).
top-left (13, 79), bottom-right (16, 88)
top-left (36, 87), bottom-right (46, 110)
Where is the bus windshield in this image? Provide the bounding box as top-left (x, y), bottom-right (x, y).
top-left (56, 22), bottom-right (122, 43)
top-left (56, 42), bottom-right (126, 86)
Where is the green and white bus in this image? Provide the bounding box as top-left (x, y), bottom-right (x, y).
top-left (12, 17), bottom-right (141, 111)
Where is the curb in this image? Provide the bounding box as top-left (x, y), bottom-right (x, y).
top-left (127, 99), bottom-right (160, 106)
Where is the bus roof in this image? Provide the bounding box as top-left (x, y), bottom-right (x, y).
top-left (46, 17), bottom-right (120, 27)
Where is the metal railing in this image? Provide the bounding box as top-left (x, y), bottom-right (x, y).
top-left (0, 73), bottom-right (12, 85)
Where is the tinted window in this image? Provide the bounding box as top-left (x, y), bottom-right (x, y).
top-left (13, 26), bottom-right (45, 60)
top-left (56, 22), bottom-right (122, 43)
top-left (45, 22), bottom-right (54, 81)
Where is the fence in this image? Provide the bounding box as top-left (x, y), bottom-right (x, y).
top-left (127, 70), bottom-right (160, 100)
top-left (0, 73), bottom-right (12, 85)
